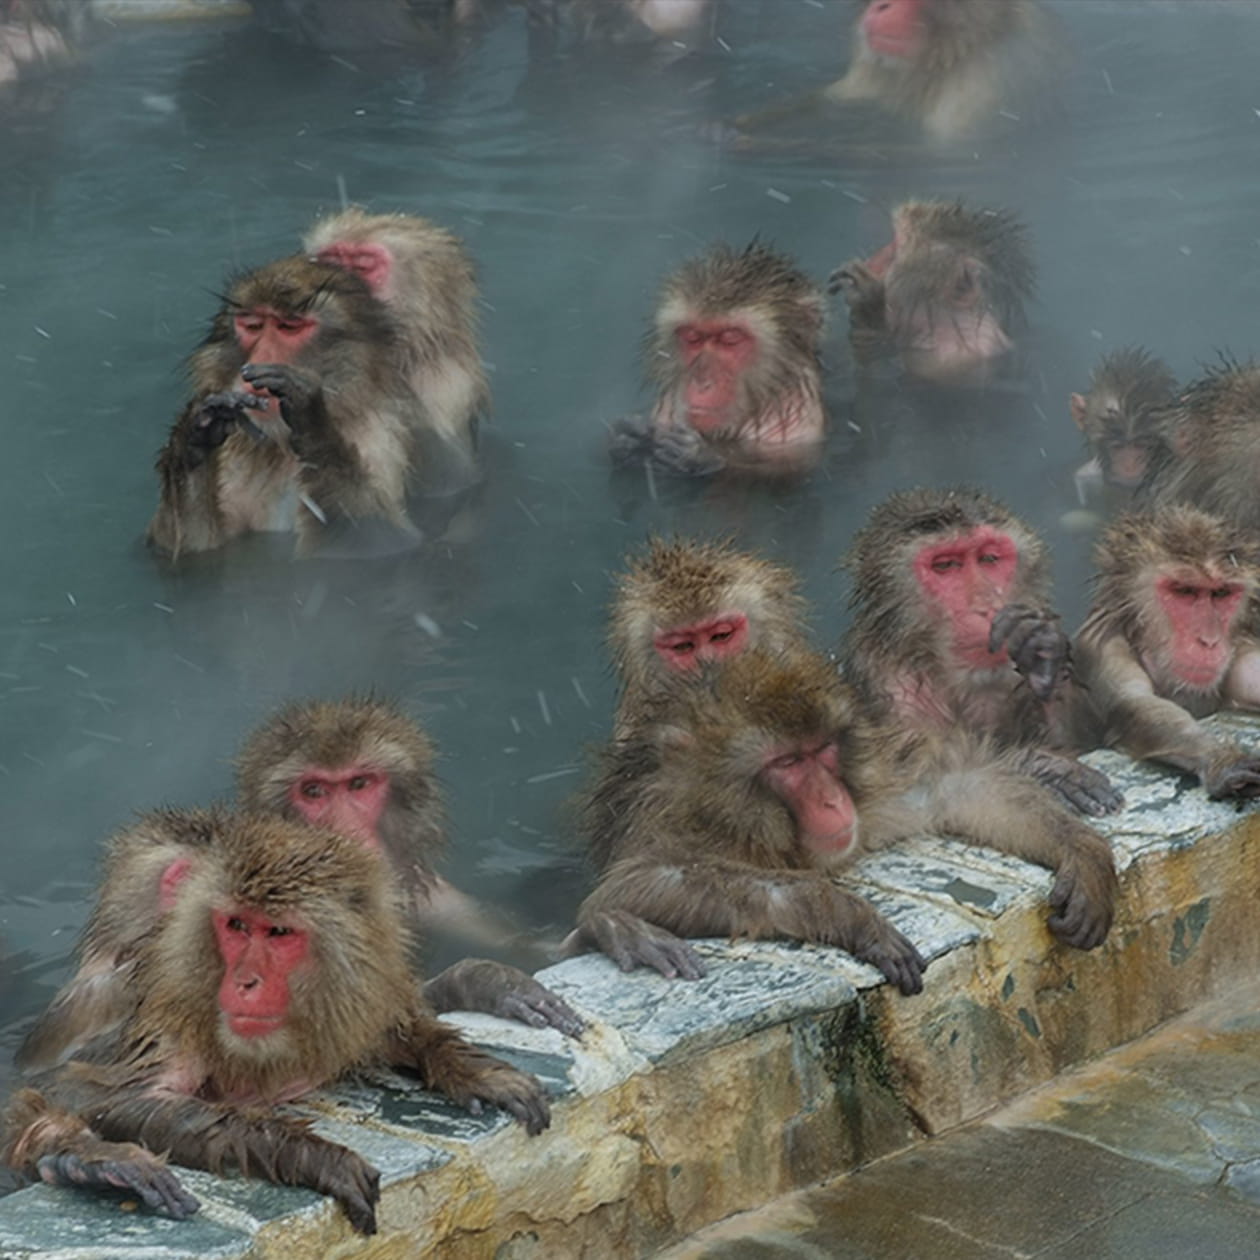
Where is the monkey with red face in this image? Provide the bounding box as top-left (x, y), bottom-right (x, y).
top-left (735, 0), bottom-right (1066, 145)
top-left (17, 700), bottom-right (582, 1078)
top-left (148, 256), bottom-right (420, 557)
top-left (610, 242), bottom-right (827, 477)
top-left (3, 814), bottom-right (548, 1236)
top-left (1071, 506), bottom-right (1260, 798)
top-left (843, 487), bottom-right (1122, 817)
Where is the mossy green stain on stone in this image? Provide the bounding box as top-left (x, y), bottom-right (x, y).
top-left (1001, 974), bottom-right (1016, 1000)
top-left (1017, 1008), bottom-right (1041, 1039)
top-left (1170, 898), bottom-right (1212, 966)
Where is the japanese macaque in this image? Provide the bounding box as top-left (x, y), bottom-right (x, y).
top-left (1069, 347), bottom-right (1178, 504)
top-left (148, 256), bottom-right (422, 557)
top-left (829, 201), bottom-right (1033, 387)
top-left (0, 1), bottom-right (82, 85)
top-left (1071, 506), bottom-right (1260, 798)
top-left (608, 536), bottom-right (809, 735)
top-left (17, 701), bottom-right (580, 1076)
top-left (609, 242), bottom-right (827, 476)
top-left (843, 487), bottom-right (1122, 817)
top-left (575, 648), bottom-right (1117, 981)
top-left (302, 208), bottom-right (488, 476)
top-left (570, 0), bottom-right (715, 43)
top-left (2, 815), bottom-right (549, 1234)
top-left (1138, 361), bottom-right (1260, 537)
top-left (824, 0), bottom-right (1064, 142)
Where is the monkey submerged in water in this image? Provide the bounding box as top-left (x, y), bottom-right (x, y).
top-left (609, 242), bottom-right (827, 477)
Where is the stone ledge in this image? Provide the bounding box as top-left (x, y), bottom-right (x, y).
top-left (3, 722), bottom-right (1260, 1258)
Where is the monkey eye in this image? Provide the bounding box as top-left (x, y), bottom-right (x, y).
top-left (678, 327), bottom-right (705, 347)
top-left (716, 327), bottom-right (749, 347)
top-left (1170, 584), bottom-right (1198, 599)
top-left (300, 780), bottom-right (327, 799)
top-left (226, 916), bottom-right (247, 933)
top-left (275, 317), bottom-right (314, 335)
top-left (348, 774), bottom-right (371, 791)
top-left (669, 640), bottom-right (696, 655)
top-left (234, 315), bottom-right (264, 334)
top-left (709, 629), bottom-right (733, 643)
top-left (267, 925), bottom-right (295, 937)
top-left (930, 555), bottom-right (962, 573)
top-left (768, 753), bottom-right (801, 771)
top-left (978, 552), bottom-right (1001, 566)
top-left (1212, 587), bottom-right (1235, 601)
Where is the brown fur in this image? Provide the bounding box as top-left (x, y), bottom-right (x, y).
top-left (302, 208), bottom-right (488, 461)
top-left (834, 200), bottom-right (1033, 381)
top-left (236, 695), bottom-right (444, 898)
top-left (843, 486), bottom-right (1118, 817)
top-left (148, 255), bottom-right (415, 557)
top-left (1071, 506), bottom-right (1260, 797)
top-left (608, 536), bottom-right (809, 730)
top-left (1139, 359), bottom-right (1260, 535)
top-left (3, 814), bottom-right (548, 1235)
top-left (646, 241), bottom-right (826, 462)
top-left (825, 0), bottom-right (1067, 142)
top-left (1070, 347), bottom-right (1177, 488)
top-left (579, 647), bottom-right (1116, 971)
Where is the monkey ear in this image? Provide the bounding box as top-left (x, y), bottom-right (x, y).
top-left (1069, 393), bottom-right (1087, 430)
top-left (158, 856), bottom-right (197, 912)
top-left (798, 291), bottom-right (828, 330)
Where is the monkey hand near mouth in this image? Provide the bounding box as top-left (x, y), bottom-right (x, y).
top-left (989, 603), bottom-right (1070, 703)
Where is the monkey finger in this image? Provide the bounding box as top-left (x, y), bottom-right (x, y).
top-left (1207, 763), bottom-right (1260, 799)
top-left (499, 992), bottom-right (586, 1038)
top-left (337, 1187), bottom-right (378, 1236)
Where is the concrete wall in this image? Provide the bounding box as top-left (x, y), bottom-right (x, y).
top-left (3, 731), bottom-right (1260, 1258)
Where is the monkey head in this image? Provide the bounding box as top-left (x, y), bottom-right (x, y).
top-left (848, 486), bottom-right (1048, 670)
top-left (1093, 507), bottom-right (1260, 696)
top-left (609, 537), bottom-right (807, 696)
top-left (140, 815), bottom-right (411, 1097)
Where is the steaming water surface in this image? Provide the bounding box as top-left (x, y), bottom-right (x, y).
top-left (1, 0), bottom-right (1258, 1078)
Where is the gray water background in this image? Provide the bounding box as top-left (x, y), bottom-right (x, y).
top-left (1, 0), bottom-right (1258, 1072)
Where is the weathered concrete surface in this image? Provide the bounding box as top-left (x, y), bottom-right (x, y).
top-left (3, 734), bottom-right (1260, 1258)
top-left (660, 981), bottom-right (1260, 1260)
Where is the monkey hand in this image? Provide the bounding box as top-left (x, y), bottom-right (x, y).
top-left (461, 1056), bottom-right (552, 1136)
top-left (851, 919), bottom-right (927, 996)
top-left (424, 959), bottom-right (585, 1038)
top-left (186, 390), bottom-right (265, 461)
top-left (1046, 839), bottom-right (1117, 950)
top-left (608, 415), bottom-right (726, 477)
top-left (1202, 752), bottom-right (1260, 801)
top-left (827, 259), bottom-right (885, 321)
top-left (581, 908), bottom-right (707, 980)
top-left (239, 363), bottom-right (321, 426)
top-left (316, 1146), bottom-right (380, 1235)
top-left (36, 1143), bottom-right (200, 1221)
top-left (1025, 750), bottom-right (1124, 817)
top-left (990, 604), bottom-right (1071, 702)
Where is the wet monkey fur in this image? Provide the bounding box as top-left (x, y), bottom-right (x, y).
top-left (3, 815), bottom-right (549, 1236)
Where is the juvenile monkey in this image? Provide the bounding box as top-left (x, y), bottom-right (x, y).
top-left (3, 814), bottom-right (548, 1235)
top-left (303, 208), bottom-right (488, 474)
top-left (843, 486), bottom-right (1121, 816)
top-left (1069, 347), bottom-right (1178, 503)
top-left (610, 242), bottom-right (827, 476)
top-left (1072, 506), bottom-right (1260, 798)
top-left (830, 200), bottom-right (1033, 387)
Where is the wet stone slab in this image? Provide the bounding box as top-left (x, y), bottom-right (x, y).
top-left (0, 1181), bottom-right (251, 1260)
top-left (537, 945), bottom-right (861, 1063)
top-left (853, 840), bottom-right (1038, 919)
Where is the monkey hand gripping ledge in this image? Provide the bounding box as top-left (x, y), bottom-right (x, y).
top-left (3, 723), bottom-right (1259, 1258)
